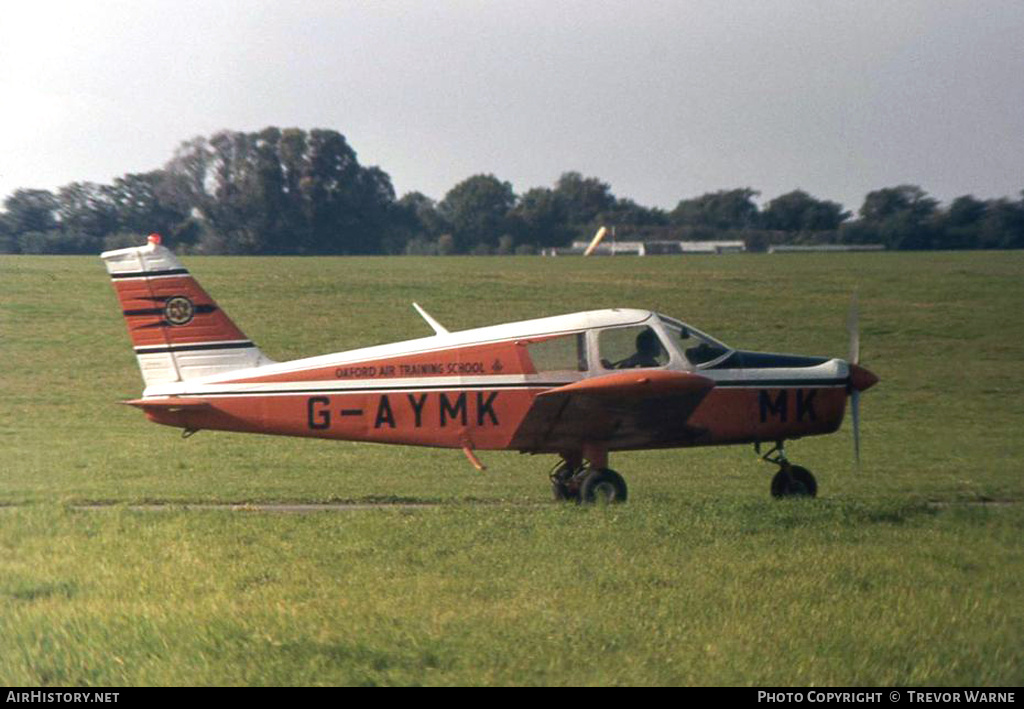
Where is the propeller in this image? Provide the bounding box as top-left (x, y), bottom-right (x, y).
top-left (847, 292), bottom-right (860, 366)
top-left (851, 388), bottom-right (861, 468)
top-left (844, 293), bottom-right (880, 470)
top-left (847, 293), bottom-right (861, 468)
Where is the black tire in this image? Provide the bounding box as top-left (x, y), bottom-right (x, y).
top-left (579, 468), bottom-right (628, 504)
top-left (770, 465), bottom-right (817, 498)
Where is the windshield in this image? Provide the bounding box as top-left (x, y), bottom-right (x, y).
top-left (657, 315), bottom-right (733, 368)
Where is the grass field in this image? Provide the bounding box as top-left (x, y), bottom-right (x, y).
top-left (1, 251), bottom-right (1023, 685)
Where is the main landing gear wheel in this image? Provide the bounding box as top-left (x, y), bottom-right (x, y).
top-left (770, 465), bottom-right (817, 498)
top-left (579, 468), bottom-right (628, 505)
top-left (550, 463), bottom-right (628, 504)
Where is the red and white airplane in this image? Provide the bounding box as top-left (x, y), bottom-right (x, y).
top-left (102, 235), bottom-right (878, 502)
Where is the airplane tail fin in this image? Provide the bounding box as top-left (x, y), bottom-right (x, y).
top-left (101, 234), bottom-right (273, 387)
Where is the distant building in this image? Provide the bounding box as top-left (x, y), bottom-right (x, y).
top-left (542, 240), bottom-right (747, 256)
top-left (659, 240), bottom-right (746, 254)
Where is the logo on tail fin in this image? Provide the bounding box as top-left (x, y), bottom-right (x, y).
top-left (163, 296), bottom-right (195, 326)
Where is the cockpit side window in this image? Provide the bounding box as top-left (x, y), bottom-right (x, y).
top-left (599, 325), bottom-right (669, 370)
top-left (527, 333), bottom-right (588, 373)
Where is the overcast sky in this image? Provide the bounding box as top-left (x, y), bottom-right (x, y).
top-left (2, 0), bottom-right (1022, 213)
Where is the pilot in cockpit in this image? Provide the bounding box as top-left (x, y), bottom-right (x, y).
top-left (612, 328), bottom-right (664, 369)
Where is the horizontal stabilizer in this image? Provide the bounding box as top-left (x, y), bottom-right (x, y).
top-left (123, 398), bottom-right (212, 412)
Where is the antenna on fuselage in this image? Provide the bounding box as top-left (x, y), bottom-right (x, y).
top-left (412, 302), bottom-right (450, 336)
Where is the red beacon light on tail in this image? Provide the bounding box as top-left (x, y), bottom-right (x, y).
top-left (148, 234), bottom-right (162, 246)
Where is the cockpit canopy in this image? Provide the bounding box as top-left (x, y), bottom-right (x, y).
top-left (595, 314), bottom-right (733, 371)
top-left (519, 310), bottom-right (735, 375)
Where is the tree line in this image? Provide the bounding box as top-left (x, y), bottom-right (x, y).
top-left (2, 126), bottom-right (1022, 255)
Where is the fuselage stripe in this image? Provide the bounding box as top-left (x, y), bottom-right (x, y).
top-left (169, 383), bottom-right (563, 398)
top-left (711, 378), bottom-right (848, 388)
top-left (155, 377), bottom-right (848, 399)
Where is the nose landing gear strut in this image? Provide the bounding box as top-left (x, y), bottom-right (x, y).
top-left (758, 441), bottom-right (818, 498)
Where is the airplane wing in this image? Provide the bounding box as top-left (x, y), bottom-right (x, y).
top-left (510, 370), bottom-right (716, 453)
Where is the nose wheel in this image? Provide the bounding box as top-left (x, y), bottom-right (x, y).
top-left (770, 464), bottom-right (817, 498)
top-left (759, 441), bottom-right (817, 498)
